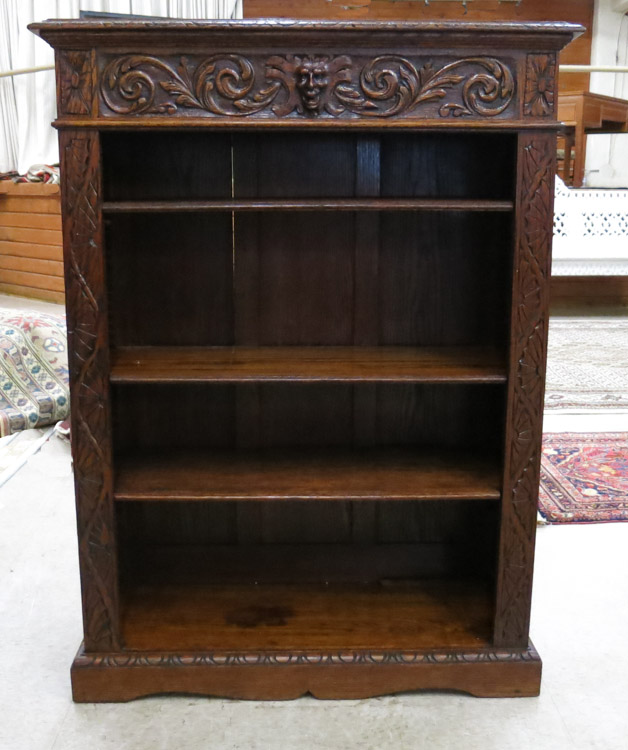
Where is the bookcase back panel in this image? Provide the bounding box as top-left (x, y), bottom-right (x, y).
top-left (117, 499), bottom-right (500, 582)
top-left (378, 211), bottom-right (511, 346)
top-left (107, 213), bottom-right (234, 346)
top-left (101, 131), bottom-right (232, 201)
top-left (112, 383), bottom-right (504, 452)
top-left (230, 131), bottom-right (516, 201)
top-left (233, 132), bottom-right (358, 198)
top-left (380, 133), bottom-right (516, 200)
top-left (107, 210), bottom-right (509, 348)
top-left (101, 131), bottom-right (516, 201)
top-left (235, 212), bottom-right (356, 345)
top-left (112, 384), bottom-right (237, 451)
top-left (234, 211), bottom-right (511, 347)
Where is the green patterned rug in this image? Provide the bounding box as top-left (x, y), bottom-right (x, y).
top-left (0, 309), bottom-right (69, 436)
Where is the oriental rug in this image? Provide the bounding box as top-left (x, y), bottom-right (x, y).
top-left (0, 309), bottom-right (69, 436)
top-left (545, 317), bottom-right (628, 411)
top-left (539, 432), bottom-right (628, 523)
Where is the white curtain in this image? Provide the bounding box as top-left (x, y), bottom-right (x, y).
top-left (0, 2), bottom-right (20, 172)
top-left (1, 0), bottom-right (242, 175)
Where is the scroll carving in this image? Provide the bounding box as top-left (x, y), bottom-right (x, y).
top-left (99, 53), bottom-right (515, 119)
top-left (495, 134), bottom-right (555, 646)
top-left (59, 131), bottom-right (119, 651)
top-left (335, 55), bottom-right (514, 118)
top-left (59, 50), bottom-right (93, 115)
top-left (524, 54), bottom-right (556, 117)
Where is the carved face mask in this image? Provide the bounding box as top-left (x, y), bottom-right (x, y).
top-left (296, 59), bottom-right (330, 112)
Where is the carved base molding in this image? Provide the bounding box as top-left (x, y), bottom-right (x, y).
top-left (71, 642), bottom-right (542, 701)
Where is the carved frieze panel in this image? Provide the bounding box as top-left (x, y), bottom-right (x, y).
top-left (96, 53), bottom-right (516, 120)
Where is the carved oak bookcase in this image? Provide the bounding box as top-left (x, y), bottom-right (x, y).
top-left (31, 19), bottom-right (579, 701)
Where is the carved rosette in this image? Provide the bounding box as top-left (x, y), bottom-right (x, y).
top-left (495, 133), bottom-right (555, 646)
top-left (58, 50), bottom-right (93, 115)
top-left (524, 54), bottom-right (556, 117)
top-left (59, 131), bottom-right (119, 651)
top-left (99, 53), bottom-right (515, 120)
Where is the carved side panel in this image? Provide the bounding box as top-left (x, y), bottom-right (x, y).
top-left (58, 50), bottom-right (94, 116)
top-left (523, 54), bottom-right (556, 118)
top-left (59, 130), bottom-right (119, 651)
top-left (97, 53), bottom-right (516, 121)
top-left (494, 132), bottom-right (555, 647)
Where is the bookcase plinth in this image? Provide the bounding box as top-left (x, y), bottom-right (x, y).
top-left (71, 642), bottom-right (542, 702)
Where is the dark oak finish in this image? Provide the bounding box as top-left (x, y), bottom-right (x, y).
top-left (494, 131), bottom-right (555, 648)
top-left (58, 130), bottom-right (120, 652)
top-left (110, 346), bottom-right (507, 383)
top-left (102, 198), bottom-right (514, 212)
top-left (33, 18), bottom-right (576, 702)
top-left (120, 580), bottom-right (493, 651)
top-left (71, 643), bottom-right (542, 701)
top-left (114, 448), bottom-right (502, 502)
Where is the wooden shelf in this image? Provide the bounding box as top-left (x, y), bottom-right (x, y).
top-left (121, 579), bottom-right (493, 651)
top-left (110, 346), bottom-right (507, 384)
top-left (102, 198), bottom-right (514, 213)
top-left (114, 448), bottom-right (501, 502)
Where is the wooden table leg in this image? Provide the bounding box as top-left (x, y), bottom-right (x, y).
top-left (561, 128), bottom-right (575, 185)
top-left (572, 123), bottom-right (586, 187)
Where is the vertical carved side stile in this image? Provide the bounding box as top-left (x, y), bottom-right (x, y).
top-left (494, 132), bottom-right (555, 647)
top-left (59, 130), bottom-right (120, 651)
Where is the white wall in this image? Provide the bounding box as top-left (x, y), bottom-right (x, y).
top-left (585, 0), bottom-right (628, 187)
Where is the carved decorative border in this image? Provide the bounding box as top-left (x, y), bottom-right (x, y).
top-left (58, 50), bottom-right (93, 116)
top-left (97, 53), bottom-right (515, 120)
top-left (59, 131), bottom-right (119, 651)
top-left (74, 645), bottom-right (540, 669)
top-left (495, 133), bottom-right (555, 646)
top-left (523, 54), bottom-right (556, 117)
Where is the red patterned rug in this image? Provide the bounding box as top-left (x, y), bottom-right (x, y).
top-left (539, 433), bottom-right (628, 524)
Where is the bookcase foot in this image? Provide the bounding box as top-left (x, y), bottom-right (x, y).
top-left (71, 641), bottom-right (542, 702)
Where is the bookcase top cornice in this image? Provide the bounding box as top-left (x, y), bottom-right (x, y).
top-left (30, 18), bottom-right (582, 51)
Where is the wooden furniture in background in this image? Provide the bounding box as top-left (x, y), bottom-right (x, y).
top-left (32, 18), bottom-right (578, 702)
top-left (243, 0), bottom-right (594, 94)
top-left (558, 91), bottom-right (628, 187)
top-left (551, 275), bottom-right (628, 308)
top-left (0, 182), bottom-right (63, 304)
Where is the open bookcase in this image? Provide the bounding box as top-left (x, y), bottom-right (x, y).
top-left (32, 18), bottom-right (580, 701)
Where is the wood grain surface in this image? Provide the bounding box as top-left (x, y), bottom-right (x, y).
top-left (114, 448), bottom-right (502, 502)
top-left (111, 346), bottom-right (507, 383)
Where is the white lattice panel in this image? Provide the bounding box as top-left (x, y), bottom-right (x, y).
top-left (553, 178), bottom-right (628, 275)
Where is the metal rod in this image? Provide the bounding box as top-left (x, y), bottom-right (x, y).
top-left (560, 65), bottom-right (628, 73)
top-left (0, 64), bottom-right (54, 79)
top-left (2, 64), bottom-right (626, 79)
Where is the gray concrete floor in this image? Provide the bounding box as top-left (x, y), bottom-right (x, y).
top-left (1, 294), bottom-right (627, 749)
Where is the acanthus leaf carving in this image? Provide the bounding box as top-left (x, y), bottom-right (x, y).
top-left (99, 53), bottom-right (516, 119)
top-left (335, 55), bottom-right (515, 118)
